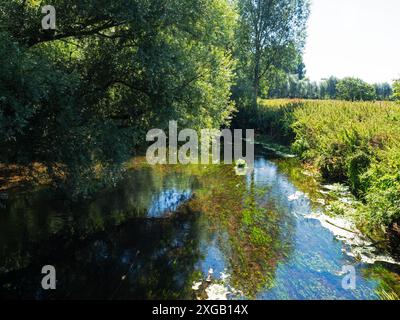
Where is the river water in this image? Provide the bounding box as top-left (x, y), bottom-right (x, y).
top-left (0, 149), bottom-right (399, 300)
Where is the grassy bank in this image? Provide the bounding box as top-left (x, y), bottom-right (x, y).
top-left (242, 99), bottom-right (400, 236)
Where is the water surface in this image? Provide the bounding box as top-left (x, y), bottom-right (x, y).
top-left (0, 151), bottom-right (399, 300)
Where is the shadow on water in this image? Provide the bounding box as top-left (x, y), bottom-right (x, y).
top-left (0, 166), bottom-right (202, 299)
top-left (0, 152), bottom-right (399, 300)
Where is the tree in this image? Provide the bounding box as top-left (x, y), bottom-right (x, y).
top-left (266, 73), bottom-right (321, 99)
top-left (296, 58), bottom-right (306, 80)
top-left (324, 76), bottom-right (339, 99)
top-left (235, 0), bottom-right (310, 106)
top-left (374, 83), bottom-right (393, 100)
top-left (0, 0), bottom-right (238, 198)
top-left (336, 77), bottom-right (376, 101)
top-left (393, 80), bottom-right (400, 101)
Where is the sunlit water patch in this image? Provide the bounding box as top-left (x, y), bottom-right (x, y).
top-left (148, 189), bottom-right (192, 218)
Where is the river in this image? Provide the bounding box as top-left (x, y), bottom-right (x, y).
top-left (0, 147), bottom-right (399, 300)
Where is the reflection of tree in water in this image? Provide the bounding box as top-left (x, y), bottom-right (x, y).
top-left (186, 164), bottom-right (295, 298)
top-left (0, 213), bottom-right (202, 299)
top-left (0, 162), bottom-right (200, 299)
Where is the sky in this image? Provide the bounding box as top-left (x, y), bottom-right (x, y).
top-left (303, 0), bottom-right (400, 84)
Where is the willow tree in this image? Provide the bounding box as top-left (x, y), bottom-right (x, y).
top-left (235, 0), bottom-right (310, 106)
top-left (0, 0), bottom-right (237, 198)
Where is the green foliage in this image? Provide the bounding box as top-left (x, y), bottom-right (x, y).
top-left (233, 0), bottom-right (310, 105)
top-left (346, 150), bottom-right (371, 196)
top-left (266, 76), bottom-right (393, 101)
top-left (267, 74), bottom-right (321, 99)
top-left (1, 0), bottom-right (313, 199)
top-left (252, 99), bottom-right (400, 233)
top-left (374, 83), bottom-right (393, 101)
top-left (0, 0), bottom-right (237, 198)
top-left (290, 99), bottom-right (400, 232)
top-left (324, 76), bottom-right (340, 99)
top-left (232, 99), bottom-right (302, 144)
top-left (336, 77), bottom-right (376, 101)
top-left (393, 80), bottom-right (400, 101)
top-left (360, 147), bottom-right (400, 230)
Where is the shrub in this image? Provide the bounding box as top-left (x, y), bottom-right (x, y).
top-left (359, 147), bottom-right (400, 230)
top-left (346, 150), bottom-right (371, 196)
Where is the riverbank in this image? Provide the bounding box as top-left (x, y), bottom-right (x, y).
top-left (236, 99), bottom-right (400, 241)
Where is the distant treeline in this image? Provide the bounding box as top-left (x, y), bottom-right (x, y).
top-left (266, 75), bottom-right (395, 101)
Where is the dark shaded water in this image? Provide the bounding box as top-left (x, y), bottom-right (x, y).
top-left (0, 151), bottom-right (399, 300)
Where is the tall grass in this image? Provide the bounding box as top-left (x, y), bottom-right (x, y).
top-left (250, 99), bottom-right (400, 234)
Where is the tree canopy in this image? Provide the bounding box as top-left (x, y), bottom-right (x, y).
top-left (336, 77), bottom-right (376, 101)
top-left (233, 0), bottom-right (310, 106)
top-left (0, 0), bottom-right (238, 197)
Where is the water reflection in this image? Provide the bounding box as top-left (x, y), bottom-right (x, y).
top-left (0, 214), bottom-right (202, 299)
top-left (0, 154), bottom-right (399, 300)
top-left (148, 189), bottom-right (192, 218)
